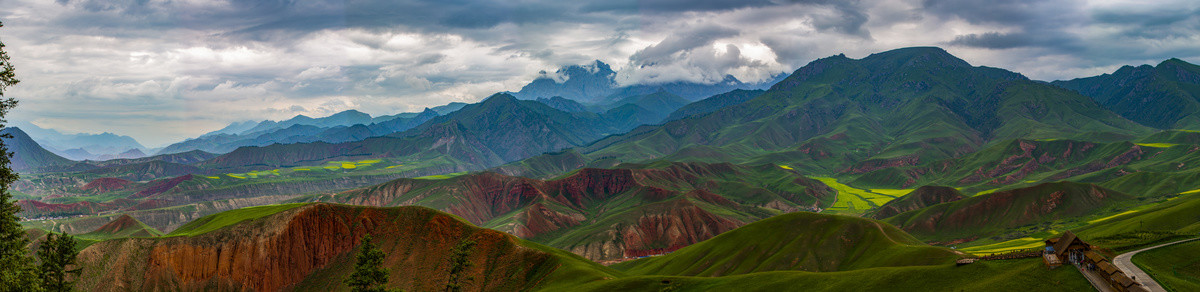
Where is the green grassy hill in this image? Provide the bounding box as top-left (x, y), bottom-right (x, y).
top-left (866, 185), bottom-right (966, 219)
top-left (612, 212), bottom-right (959, 276)
top-left (884, 181), bottom-right (1135, 242)
top-left (78, 214), bottom-right (164, 240)
top-left (572, 258), bottom-right (1088, 292)
top-left (1078, 193), bottom-right (1200, 250)
top-left (312, 161), bottom-right (836, 261)
top-left (846, 135), bottom-right (1200, 197)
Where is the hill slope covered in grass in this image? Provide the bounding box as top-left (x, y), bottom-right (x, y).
top-left (78, 214), bottom-right (163, 240)
top-left (575, 258), bottom-right (1089, 292)
top-left (866, 185), bottom-right (966, 219)
top-left (309, 161), bottom-right (835, 261)
top-left (884, 181), bottom-right (1135, 242)
top-left (1078, 193), bottom-right (1200, 250)
top-left (612, 211), bottom-right (959, 276)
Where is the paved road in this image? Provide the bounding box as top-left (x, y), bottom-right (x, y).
top-left (1113, 237), bottom-right (1200, 292)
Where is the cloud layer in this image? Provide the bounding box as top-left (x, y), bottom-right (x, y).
top-left (1, 0), bottom-right (1198, 146)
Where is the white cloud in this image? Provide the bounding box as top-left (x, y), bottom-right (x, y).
top-left (1, 0), bottom-right (1198, 147)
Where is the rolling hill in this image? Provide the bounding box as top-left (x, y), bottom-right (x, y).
top-left (866, 186), bottom-right (966, 219)
top-left (883, 181), bottom-right (1134, 241)
top-left (612, 211), bottom-right (959, 276)
top-left (309, 161), bottom-right (835, 260)
top-left (78, 214), bottom-right (163, 240)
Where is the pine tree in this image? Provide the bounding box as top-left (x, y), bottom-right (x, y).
top-left (37, 232), bottom-right (79, 292)
top-left (444, 239), bottom-right (476, 292)
top-left (0, 20), bottom-right (39, 292)
top-left (344, 234), bottom-right (397, 292)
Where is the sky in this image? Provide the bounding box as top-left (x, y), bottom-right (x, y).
top-left (1, 0), bottom-right (1198, 147)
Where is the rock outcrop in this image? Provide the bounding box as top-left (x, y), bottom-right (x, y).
top-left (75, 204), bottom-right (579, 291)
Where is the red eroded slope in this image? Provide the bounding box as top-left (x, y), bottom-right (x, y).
top-left (132, 174), bottom-right (193, 198)
top-left (17, 200), bottom-right (118, 216)
top-left (82, 178), bottom-right (133, 194)
top-left (75, 204), bottom-right (568, 291)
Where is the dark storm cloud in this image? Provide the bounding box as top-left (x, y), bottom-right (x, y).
top-left (925, 0), bottom-right (1200, 71)
top-left (7, 0), bottom-right (1200, 145)
top-left (771, 0), bottom-right (871, 37)
top-left (925, 0), bottom-right (1086, 52)
top-left (1092, 6), bottom-right (1200, 39)
top-left (581, 0), bottom-right (776, 13)
top-left (630, 24), bottom-right (741, 65)
top-left (948, 31), bottom-right (1083, 51)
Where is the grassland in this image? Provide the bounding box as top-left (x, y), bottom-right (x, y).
top-left (166, 203), bottom-right (308, 237)
top-left (412, 171), bottom-right (468, 180)
top-left (1134, 142), bottom-right (1179, 148)
top-left (570, 259), bottom-right (1091, 292)
top-left (217, 159), bottom-right (390, 181)
top-left (613, 212), bottom-right (958, 276)
top-left (959, 237), bottom-right (1048, 255)
top-left (1132, 239), bottom-right (1200, 292)
top-left (813, 177), bottom-right (899, 214)
top-left (1088, 210), bottom-right (1141, 224)
top-left (1078, 193), bottom-right (1200, 251)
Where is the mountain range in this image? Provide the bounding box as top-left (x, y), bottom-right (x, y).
top-left (1053, 58), bottom-right (1200, 130)
top-left (505, 47), bottom-right (1151, 180)
top-left (509, 60), bottom-right (787, 104)
top-left (157, 109), bottom-right (441, 155)
top-left (13, 121), bottom-right (148, 160)
top-left (12, 46), bottom-right (1200, 291)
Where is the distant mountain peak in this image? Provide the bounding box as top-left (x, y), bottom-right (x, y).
top-left (482, 93), bottom-right (520, 105)
top-left (862, 46), bottom-right (971, 68)
top-left (1159, 57), bottom-right (1192, 67)
top-left (565, 60), bottom-right (614, 76)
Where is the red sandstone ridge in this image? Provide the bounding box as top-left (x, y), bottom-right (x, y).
top-left (82, 178), bottom-right (132, 194)
top-left (74, 204), bottom-right (574, 292)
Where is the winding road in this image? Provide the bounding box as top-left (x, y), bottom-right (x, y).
top-left (1112, 237), bottom-right (1200, 292)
